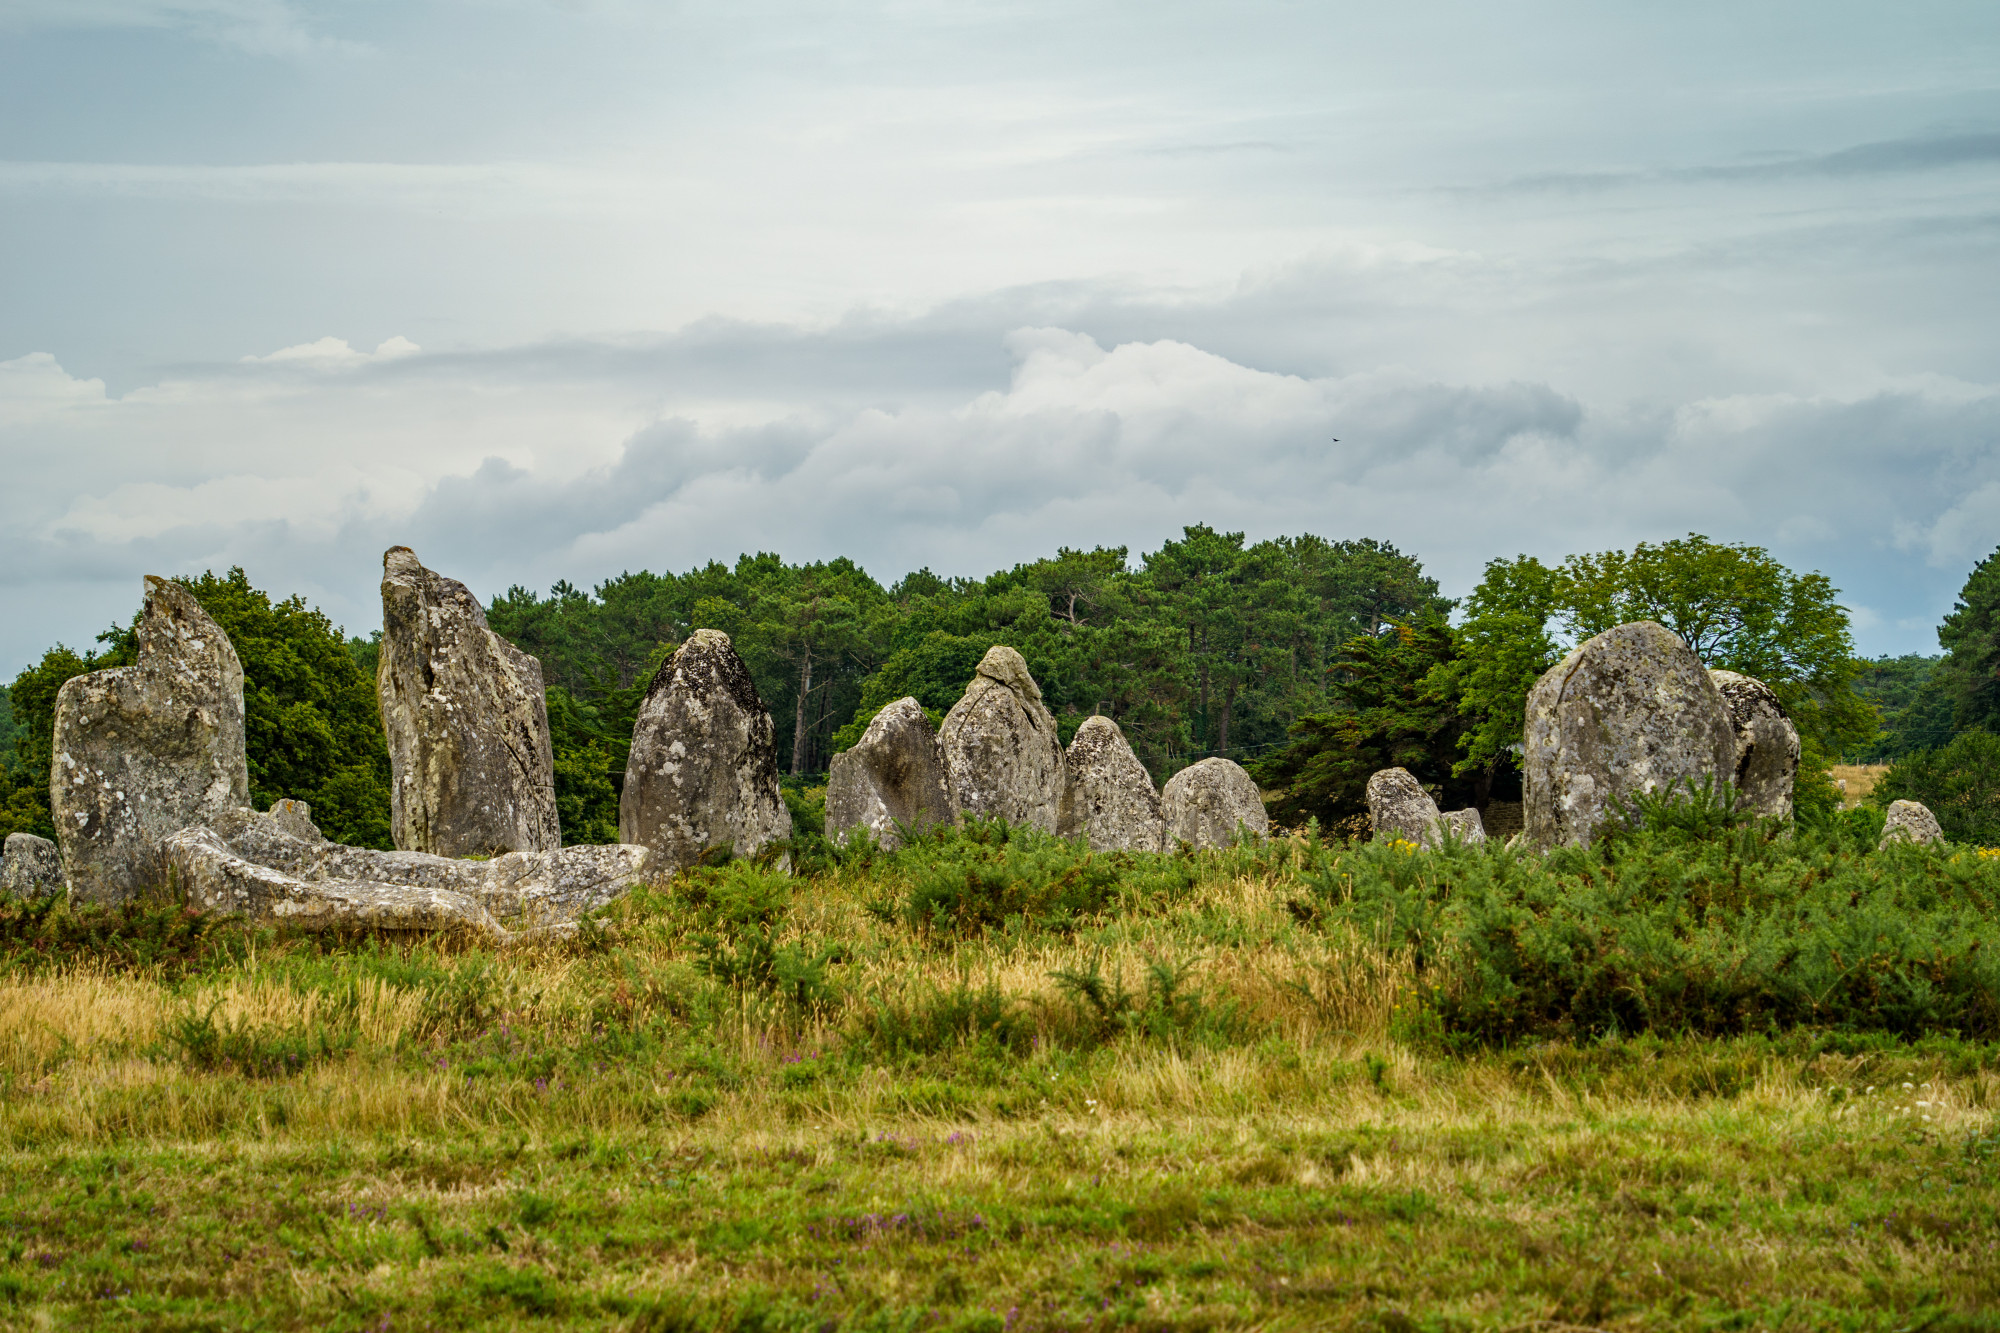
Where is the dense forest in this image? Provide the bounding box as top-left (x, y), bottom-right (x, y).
top-left (4, 527), bottom-right (1997, 849)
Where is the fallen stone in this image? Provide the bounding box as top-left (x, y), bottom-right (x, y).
top-left (1058, 716), bottom-right (1165, 852)
top-left (1161, 757), bottom-right (1269, 849)
top-left (620, 630), bottom-right (791, 874)
top-left (52, 576), bottom-right (250, 904)
top-left (165, 801), bottom-right (654, 937)
top-left (1523, 621), bottom-right (1738, 849)
top-left (825, 697), bottom-right (953, 850)
top-left (378, 547), bottom-right (562, 858)
top-left (939, 646), bottom-right (1067, 832)
top-left (1, 833), bottom-right (64, 898)
top-left (1439, 808), bottom-right (1487, 845)
top-left (1366, 767), bottom-right (1444, 847)
top-left (1709, 670), bottom-right (1802, 820)
top-left (1880, 799), bottom-right (1944, 849)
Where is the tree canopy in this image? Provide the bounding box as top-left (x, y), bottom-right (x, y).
top-left (1937, 543), bottom-right (2000, 734)
top-left (1434, 535), bottom-right (1871, 776)
top-left (11, 526), bottom-right (1960, 851)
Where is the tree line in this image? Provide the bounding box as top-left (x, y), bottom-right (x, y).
top-left (3, 528), bottom-right (1996, 850)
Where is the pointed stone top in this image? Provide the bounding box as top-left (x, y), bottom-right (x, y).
top-left (661, 629), bottom-right (766, 716)
top-left (974, 644), bottom-right (1041, 703)
top-left (383, 546), bottom-right (421, 574)
top-left (135, 576), bottom-right (237, 667)
top-left (1067, 713), bottom-right (1126, 759)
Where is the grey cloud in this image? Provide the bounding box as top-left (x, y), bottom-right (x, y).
top-left (1471, 129), bottom-right (2000, 197)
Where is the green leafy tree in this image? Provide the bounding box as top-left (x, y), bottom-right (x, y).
top-left (173, 570), bottom-right (392, 847)
top-left (5, 570), bottom-right (390, 847)
top-left (1937, 543), bottom-right (2000, 733)
top-left (1255, 618), bottom-right (1472, 831)
top-left (1873, 729), bottom-right (2000, 845)
top-left (1144, 525), bottom-right (1257, 758)
top-left (724, 558), bottom-right (885, 775)
top-left (1435, 536), bottom-right (1870, 787)
top-left (1848, 655), bottom-right (1957, 761)
top-left (3, 643), bottom-right (126, 842)
top-left (1558, 534), bottom-right (1870, 757)
top-left (1424, 554), bottom-right (1564, 782)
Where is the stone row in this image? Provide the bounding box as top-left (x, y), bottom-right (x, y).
top-left (823, 645), bottom-right (1270, 853)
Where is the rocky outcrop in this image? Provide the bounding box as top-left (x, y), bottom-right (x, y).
top-left (619, 630), bottom-right (791, 874)
top-left (1058, 716), bottom-right (1165, 852)
top-left (825, 697), bottom-right (952, 849)
top-left (51, 577), bottom-right (250, 903)
top-left (1, 833), bottom-right (63, 898)
top-left (1366, 768), bottom-right (1444, 847)
top-left (939, 646), bottom-right (1067, 832)
top-left (163, 801), bottom-right (654, 937)
top-left (1161, 757), bottom-right (1268, 849)
top-left (378, 547), bottom-right (561, 858)
top-left (1880, 799), bottom-right (1943, 849)
top-left (1523, 621), bottom-right (1738, 849)
top-left (1439, 808), bottom-right (1486, 845)
top-left (1709, 670), bottom-right (1801, 820)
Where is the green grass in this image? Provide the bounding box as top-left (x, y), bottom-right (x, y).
top-left (0, 813), bottom-right (1995, 1330)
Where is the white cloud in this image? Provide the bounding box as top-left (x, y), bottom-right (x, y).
top-left (3, 321), bottom-right (1992, 670)
top-left (240, 335), bottom-right (421, 366)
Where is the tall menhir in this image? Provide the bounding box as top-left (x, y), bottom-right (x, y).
top-left (377, 546), bottom-right (561, 857)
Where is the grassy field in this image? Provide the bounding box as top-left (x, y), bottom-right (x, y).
top-left (1829, 766), bottom-right (1892, 810)
top-left (0, 813), bottom-right (1995, 1331)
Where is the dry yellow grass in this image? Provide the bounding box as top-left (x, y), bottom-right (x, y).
top-left (1830, 762), bottom-right (1891, 807)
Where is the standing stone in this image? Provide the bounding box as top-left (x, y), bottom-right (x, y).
top-left (1, 833), bottom-right (64, 898)
top-left (1709, 670), bottom-right (1802, 820)
top-left (938, 646), bottom-right (1067, 832)
top-left (1880, 799), bottom-right (1944, 848)
top-left (1523, 621), bottom-right (1738, 850)
top-left (1366, 767), bottom-right (1444, 847)
top-left (1058, 716), bottom-right (1165, 852)
top-left (825, 697), bottom-right (952, 849)
top-left (378, 547), bottom-right (561, 857)
top-left (1161, 757), bottom-right (1269, 849)
top-left (51, 577), bottom-right (250, 903)
top-left (1439, 808), bottom-right (1486, 845)
top-left (619, 630), bottom-right (791, 874)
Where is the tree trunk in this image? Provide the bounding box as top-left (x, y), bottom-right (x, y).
top-left (790, 647), bottom-right (813, 775)
top-left (810, 674), bottom-right (834, 773)
top-left (1217, 681), bottom-right (1233, 757)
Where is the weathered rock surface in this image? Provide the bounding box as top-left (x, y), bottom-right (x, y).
top-left (1366, 767), bottom-right (1444, 846)
top-left (1058, 716), bottom-right (1165, 852)
top-left (164, 801), bottom-right (654, 937)
top-left (379, 547), bottom-right (561, 858)
top-left (939, 646), bottom-right (1067, 832)
top-left (1, 833), bottom-right (64, 898)
top-left (52, 576), bottom-right (250, 903)
top-left (619, 630), bottom-right (791, 874)
top-left (1523, 621), bottom-right (1738, 849)
top-left (1709, 670), bottom-right (1802, 820)
top-left (825, 697), bottom-right (952, 849)
top-left (1880, 799), bottom-right (1944, 849)
top-left (1440, 808), bottom-right (1487, 845)
top-left (1161, 757), bottom-right (1269, 849)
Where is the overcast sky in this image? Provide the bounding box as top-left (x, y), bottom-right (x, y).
top-left (4, 0), bottom-right (1998, 672)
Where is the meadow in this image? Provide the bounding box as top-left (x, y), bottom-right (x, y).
top-left (0, 802), bottom-right (1995, 1332)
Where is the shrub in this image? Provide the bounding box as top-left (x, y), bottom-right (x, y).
top-left (1875, 729), bottom-right (2000, 845)
top-left (868, 818), bottom-right (1124, 940)
top-left (1298, 802), bottom-right (2000, 1044)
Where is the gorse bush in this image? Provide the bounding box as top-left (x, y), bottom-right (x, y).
top-left (1299, 798), bottom-right (2000, 1045)
top-left (865, 818), bottom-right (1127, 940)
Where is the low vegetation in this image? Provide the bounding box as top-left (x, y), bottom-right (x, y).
top-left (0, 802), bottom-right (1996, 1330)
